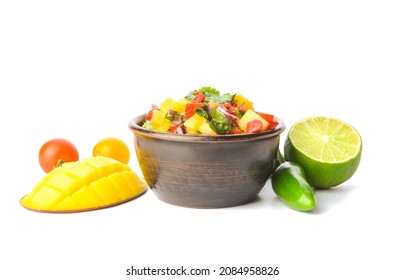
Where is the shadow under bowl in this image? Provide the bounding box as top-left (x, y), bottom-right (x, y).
top-left (129, 114), bottom-right (286, 208)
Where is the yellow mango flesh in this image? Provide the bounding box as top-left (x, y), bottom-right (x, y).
top-left (150, 109), bottom-right (170, 132)
top-left (173, 98), bottom-right (189, 113)
top-left (199, 120), bottom-right (217, 135)
top-left (159, 98), bottom-right (175, 112)
top-left (239, 109), bottom-right (270, 132)
top-left (159, 97), bottom-right (189, 114)
top-left (184, 115), bottom-right (206, 132)
top-left (20, 156), bottom-right (147, 213)
top-left (233, 94), bottom-right (254, 110)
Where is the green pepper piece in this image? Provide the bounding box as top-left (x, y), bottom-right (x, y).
top-left (209, 109), bottom-right (230, 134)
top-left (271, 162), bottom-right (316, 212)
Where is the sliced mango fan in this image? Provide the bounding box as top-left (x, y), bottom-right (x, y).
top-left (20, 156), bottom-right (147, 213)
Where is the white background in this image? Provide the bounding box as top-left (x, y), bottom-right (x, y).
top-left (1, 0), bottom-right (403, 279)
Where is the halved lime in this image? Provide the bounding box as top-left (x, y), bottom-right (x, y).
top-left (284, 116), bottom-right (362, 188)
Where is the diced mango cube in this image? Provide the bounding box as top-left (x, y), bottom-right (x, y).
top-left (173, 98), bottom-right (189, 113)
top-left (239, 109), bottom-right (269, 132)
top-left (150, 110), bottom-right (166, 127)
top-left (150, 110), bottom-right (170, 132)
top-left (154, 119), bottom-right (171, 132)
top-left (184, 115), bottom-right (206, 132)
top-left (186, 128), bottom-right (199, 135)
top-left (233, 94), bottom-right (254, 110)
top-left (160, 98), bottom-right (175, 112)
top-left (199, 120), bottom-right (217, 135)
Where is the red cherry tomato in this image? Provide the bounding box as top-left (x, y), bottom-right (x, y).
top-left (39, 138), bottom-right (79, 173)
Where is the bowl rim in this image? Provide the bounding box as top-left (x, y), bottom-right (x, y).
top-left (128, 113), bottom-right (286, 142)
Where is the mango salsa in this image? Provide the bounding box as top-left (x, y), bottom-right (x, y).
top-left (142, 86), bottom-right (279, 135)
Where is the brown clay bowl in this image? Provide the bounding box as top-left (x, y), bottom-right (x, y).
top-left (128, 114), bottom-right (286, 208)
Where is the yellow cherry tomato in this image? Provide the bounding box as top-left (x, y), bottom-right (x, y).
top-left (92, 137), bottom-right (130, 164)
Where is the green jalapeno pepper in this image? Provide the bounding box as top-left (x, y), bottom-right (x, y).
top-left (271, 162), bottom-right (316, 212)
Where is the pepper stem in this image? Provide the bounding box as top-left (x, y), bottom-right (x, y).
top-left (273, 149), bottom-right (285, 171)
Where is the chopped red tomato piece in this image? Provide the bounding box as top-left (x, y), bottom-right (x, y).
top-left (185, 102), bottom-right (204, 119)
top-left (258, 113), bottom-right (274, 123)
top-left (169, 125), bottom-right (179, 133)
top-left (192, 93), bottom-right (205, 103)
top-left (246, 119), bottom-right (263, 133)
top-left (145, 109), bottom-right (154, 121)
top-left (233, 127), bottom-right (244, 134)
top-left (268, 121), bottom-right (279, 130)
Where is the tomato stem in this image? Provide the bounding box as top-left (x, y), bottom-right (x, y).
top-left (56, 159), bottom-right (65, 168)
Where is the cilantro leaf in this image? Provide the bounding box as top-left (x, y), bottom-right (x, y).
top-left (185, 91), bottom-right (196, 101)
top-left (199, 86), bottom-right (234, 104)
top-left (199, 86), bottom-right (221, 95)
top-left (185, 86), bottom-right (235, 104)
top-left (195, 108), bottom-right (209, 119)
top-left (206, 93), bottom-right (234, 104)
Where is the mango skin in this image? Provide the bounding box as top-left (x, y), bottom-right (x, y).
top-left (20, 156), bottom-right (147, 213)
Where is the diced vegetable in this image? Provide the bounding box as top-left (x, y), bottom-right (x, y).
top-left (199, 120), bottom-right (217, 135)
top-left (149, 110), bottom-right (170, 132)
top-left (193, 92), bottom-right (206, 103)
top-left (160, 98), bottom-right (175, 113)
top-left (145, 109), bottom-right (154, 121)
top-left (210, 109), bottom-right (230, 134)
top-left (173, 98), bottom-right (189, 113)
top-left (184, 115), bottom-right (206, 132)
top-left (239, 109), bottom-right (269, 132)
top-left (246, 119), bottom-right (264, 133)
top-left (258, 113), bottom-right (279, 130)
top-left (185, 102), bottom-right (204, 119)
top-left (233, 94), bottom-right (254, 110)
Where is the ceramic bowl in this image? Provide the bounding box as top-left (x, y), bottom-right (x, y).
top-left (128, 114), bottom-right (286, 208)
